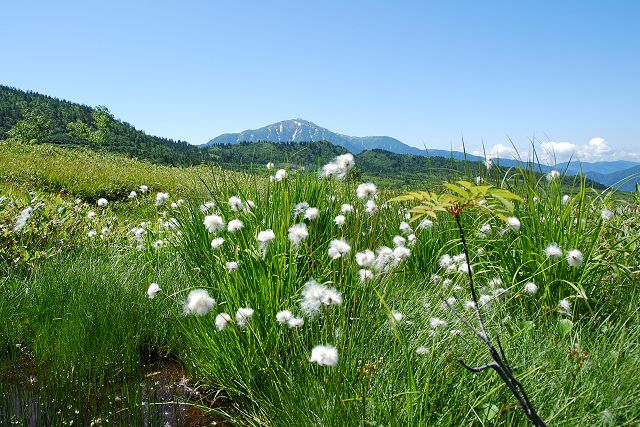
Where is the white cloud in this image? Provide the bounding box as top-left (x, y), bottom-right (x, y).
top-left (476, 138), bottom-right (640, 164)
top-left (472, 144), bottom-right (532, 162)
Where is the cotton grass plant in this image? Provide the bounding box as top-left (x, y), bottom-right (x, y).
top-left (159, 156), bottom-right (638, 425)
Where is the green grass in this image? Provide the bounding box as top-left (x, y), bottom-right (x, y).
top-left (1, 144), bottom-right (638, 425)
top-left (0, 140), bottom-right (254, 200)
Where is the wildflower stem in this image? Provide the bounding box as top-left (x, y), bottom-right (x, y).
top-left (451, 213), bottom-right (547, 427)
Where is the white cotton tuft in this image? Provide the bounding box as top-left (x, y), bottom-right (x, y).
top-left (227, 219), bottom-right (244, 232)
top-left (507, 217), bottom-right (521, 232)
top-left (341, 204), bottom-right (354, 214)
top-left (309, 345), bottom-right (338, 366)
top-left (184, 289), bottom-right (215, 316)
top-left (228, 196), bottom-right (244, 211)
top-left (355, 249), bottom-right (375, 267)
top-left (544, 243), bottom-right (563, 259)
top-left (288, 223), bottom-right (308, 246)
top-left (328, 239), bottom-right (351, 260)
top-left (204, 215), bottom-right (225, 232)
top-left (304, 207), bottom-right (320, 221)
top-left (274, 169), bottom-right (287, 181)
top-left (215, 313), bottom-right (232, 331)
top-left (211, 237), bottom-right (225, 249)
top-left (236, 307), bottom-right (254, 327)
top-left (155, 192), bottom-right (169, 207)
top-left (147, 283), bottom-right (161, 299)
top-left (257, 229), bottom-right (276, 243)
top-left (358, 269), bottom-right (374, 282)
top-left (356, 183), bottom-right (377, 199)
top-left (566, 249), bottom-right (584, 267)
top-left (300, 280), bottom-right (342, 316)
top-left (524, 282), bottom-right (538, 295)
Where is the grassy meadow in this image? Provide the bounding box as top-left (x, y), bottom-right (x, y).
top-left (1, 141), bottom-right (639, 426)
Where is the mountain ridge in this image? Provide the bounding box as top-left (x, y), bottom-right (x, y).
top-left (204, 118), bottom-right (640, 177)
top-left (204, 118), bottom-right (481, 161)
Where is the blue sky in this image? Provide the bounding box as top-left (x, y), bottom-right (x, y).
top-left (2, 0), bottom-right (639, 162)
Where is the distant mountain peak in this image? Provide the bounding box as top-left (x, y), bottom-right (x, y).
top-left (204, 119), bottom-right (470, 159)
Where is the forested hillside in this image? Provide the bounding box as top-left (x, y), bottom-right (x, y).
top-left (0, 85), bottom-right (205, 165)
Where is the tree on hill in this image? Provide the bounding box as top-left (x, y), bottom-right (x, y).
top-left (7, 110), bottom-right (51, 142)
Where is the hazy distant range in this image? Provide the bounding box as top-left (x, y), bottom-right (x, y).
top-left (204, 119), bottom-right (640, 191)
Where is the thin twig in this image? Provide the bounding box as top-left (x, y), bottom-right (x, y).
top-left (450, 213), bottom-right (547, 427)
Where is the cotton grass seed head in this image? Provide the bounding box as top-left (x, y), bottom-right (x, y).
top-left (601, 208), bottom-right (614, 221)
top-left (184, 289), bottom-right (215, 316)
top-left (356, 182), bottom-right (377, 199)
top-left (309, 345), bottom-right (338, 367)
top-left (228, 196), bottom-right (243, 211)
top-left (274, 169), bottom-right (287, 181)
top-left (524, 282), bottom-right (538, 295)
top-left (293, 202), bottom-right (310, 216)
top-left (393, 246), bottom-right (411, 261)
top-left (547, 170), bottom-right (560, 181)
top-left (334, 214), bottom-right (346, 226)
top-left (227, 219), bottom-right (244, 232)
top-left (304, 207), bottom-right (320, 221)
top-left (287, 317), bottom-right (304, 328)
top-left (147, 283), bottom-right (161, 299)
top-left (390, 311), bottom-right (404, 324)
top-left (155, 192), bottom-right (169, 206)
top-left (276, 310), bottom-right (294, 324)
top-left (393, 235), bottom-right (406, 247)
top-left (418, 218), bottom-right (433, 229)
top-left (507, 217), bottom-right (521, 232)
top-left (226, 261), bottom-right (239, 272)
top-left (300, 280), bottom-right (342, 316)
top-left (257, 229), bottom-right (276, 243)
top-left (356, 249), bottom-right (375, 267)
top-left (97, 198), bottom-right (108, 208)
top-left (416, 346), bottom-right (429, 355)
top-left (439, 255), bottom-right (453, 269)
top-left (288, 223), bottom-right (308, 246)
top-left (544, 243), bottom-right (563, 259)
top-left (236, 307), bottom-right (254, 327)
top-left (365, 200), bottom-right (377, 214)
top-left (128, 191), bottom-right (137, 199)
top-left (211, 237), bottom-right (224, 249)
top-left (215, 313), bottom-right (232, 331)
top-left (479, 295), bottom-right (492, 307)
top-left (328, 239), bottom-right (351, 259)
top-left (430, 317), bottom-right (447, 329)
top-left (566, 249), bottom-right (584, 267)
top-left (204, 215), bottom-right (225, 233)
top-left (558, 299), bottom-right (572, 316)
top-left (399, 221), bottom-right (413, 234)
top-left (358, 269), bottom-right (373, 282)
top-left (335, 153), bottom-right (355, 173)
top-left (373, 246), bottom-right (396, 272)
top-left (341, 203), bottom-right (354, 214)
